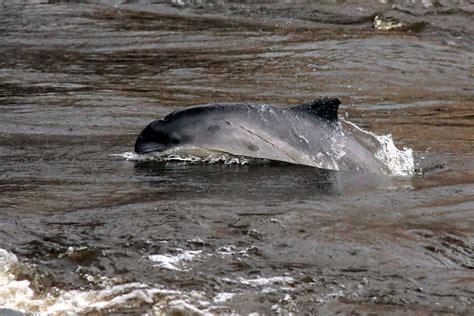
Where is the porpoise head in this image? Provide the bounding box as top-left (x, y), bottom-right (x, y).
top-left (134, 107), bottom-right (204, 154)
top-left (134, 119), bottom-right (183, 154)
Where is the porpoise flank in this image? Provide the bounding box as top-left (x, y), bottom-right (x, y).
top-left (134, 98), bottom-right (387, 174)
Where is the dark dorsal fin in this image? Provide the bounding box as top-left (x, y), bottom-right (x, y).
top-left (290, 97), bottom-right (341, 122)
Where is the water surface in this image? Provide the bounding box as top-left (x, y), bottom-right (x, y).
top-left (0, 0), bottom-right (473, 314)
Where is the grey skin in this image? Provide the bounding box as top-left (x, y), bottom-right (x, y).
top-left (134, 98), bottom-right (387, 174)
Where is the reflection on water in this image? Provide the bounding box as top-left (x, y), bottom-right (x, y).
top-left (133, 160), bottom-right (393, 198)
top-left (0, 0), bottom-right (473, 314)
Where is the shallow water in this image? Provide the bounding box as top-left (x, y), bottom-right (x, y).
top-left (0, 0), bottom-right (473, 314)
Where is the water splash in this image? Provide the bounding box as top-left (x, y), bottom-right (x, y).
top-left (341, 119), bottom-right (415, 176)
top-left (1, 247), bottom-right (279, 315)
top-left (113, 147), bottom-right (261, 166)
top-left (0, 248), bottom-right (235, 315)
top-left (0, 248), bottom-right (179, 314)
top-left (374, 135), bottom-right (415, 177)
top-left (149, 249), bottom-right (203, 271)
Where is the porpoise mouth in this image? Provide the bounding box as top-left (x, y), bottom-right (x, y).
top-left (134, 140), bottom-right (166, 154)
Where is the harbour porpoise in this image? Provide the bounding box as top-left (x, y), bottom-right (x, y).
top-left (134, 98), bottom-right (387, 174)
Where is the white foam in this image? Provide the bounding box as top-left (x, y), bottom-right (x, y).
top-left (213, 292), bottom-right (235, 304)
top-left (112, 151), bottom-right (151, 161)
top-left (216, 245), bottom-right (253, 258)
top-left (342, 119), bottom-right (415, 176)
top-left (374, 134), bottom-right (415, 176)
top-left (114, 147), bottom-right (255, 165)
top-left (0, 248), bottom-right (251, 315)
top-left (161, 299), bottom-right (205, 315)
top-left (149, 249), bottom-right (202, 271)
top-left (238, 276), bottom-right (295, 287)
top-left (44, 283), bottom-right (179, 315)
top-left (0, 249), bottom-right (37, 311)
top-left (0, 249), bottom-right (182, 315)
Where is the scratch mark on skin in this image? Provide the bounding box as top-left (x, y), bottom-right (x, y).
top-left (231, 122), bottom-right (298, 163)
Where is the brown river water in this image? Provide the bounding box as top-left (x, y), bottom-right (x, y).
top-left (0, 0), bottom-right (473, 314)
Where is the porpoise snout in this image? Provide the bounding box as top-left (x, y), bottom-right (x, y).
top-left (134, 134), bottom-right (165, 154)
top-left (135, 123), bottom-right (161, 154)
top-left (134, 121), bottom-right (181, 154)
